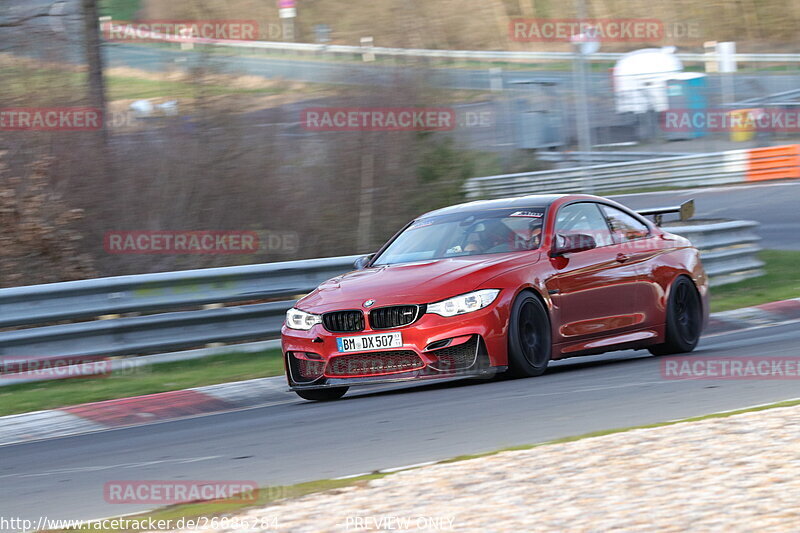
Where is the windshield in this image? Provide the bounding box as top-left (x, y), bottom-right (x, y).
top-left (373, 208), bottom-right (546, 265)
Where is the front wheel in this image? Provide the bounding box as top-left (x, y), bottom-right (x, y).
top-left (648, 276), bottom-right (702, 356)
top-left (295, 387), bottom-right (349, 401)
top-left (506, 291), bottom-right (552, 378)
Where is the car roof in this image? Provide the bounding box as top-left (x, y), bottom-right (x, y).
top-left (420, 194), bottom-right (570, 218)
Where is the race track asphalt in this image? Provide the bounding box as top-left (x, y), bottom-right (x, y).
top-left (612, 181), bottom-right (800, 250)
top-left (2, 320), bottom-right (799, 526)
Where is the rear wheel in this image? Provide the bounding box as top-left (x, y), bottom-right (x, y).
top-left (295, 387), bottom-right (349, 401)
top-left (648, 276), bottom-right (702, 356)
top-left (506, 291), bottom-right (552, 378)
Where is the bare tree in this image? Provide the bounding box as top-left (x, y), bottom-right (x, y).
top-left (81, 0), bottom-right (108, 145)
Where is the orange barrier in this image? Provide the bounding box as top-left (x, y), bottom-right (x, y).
top-left (746, 144), bottom-right (800, 182)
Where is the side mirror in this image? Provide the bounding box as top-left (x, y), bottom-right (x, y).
top-left (550, 233), bottom-right (597, 257)
top-left (353, 254), bottom-right (375, 270)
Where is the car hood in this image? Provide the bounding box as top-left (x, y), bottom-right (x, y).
top-left (297, 252), bottom-right (540, 312)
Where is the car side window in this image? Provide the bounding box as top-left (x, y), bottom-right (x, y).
top-left (554, 203), bottom-right (614, 248)
top-left (600, 205), bottom-right (650, 244)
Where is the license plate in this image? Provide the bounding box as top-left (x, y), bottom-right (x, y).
top-left (336, 332), bottom-right (403, 353)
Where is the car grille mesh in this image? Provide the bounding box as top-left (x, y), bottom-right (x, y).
top-left (326, 350), bottom-right (423, 377)
top-left (288, 353), bottom-right (325, 383)
top-left (369, 305), bottom-right (424, 329)
top-left (297, 359), bottom-right (325, 380)
top-left (322, 310), bottom-right (364, 333)
top-left (429, 336), bottom-right (479, 371)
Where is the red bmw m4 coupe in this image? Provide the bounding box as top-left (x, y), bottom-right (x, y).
top-left (282, 194), bottom-right (708, 401)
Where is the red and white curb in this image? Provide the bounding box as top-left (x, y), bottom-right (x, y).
top-left (704, 298), bottom-right (800, 335)
top-left (0, 377), bottom-right (290, 447)
top-left (1, 299), bottom-right (799, 447)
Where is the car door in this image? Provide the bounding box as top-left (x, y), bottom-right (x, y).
top-left (599, 203), bottom-right (662, 330)
top-left (546, 202), bottom-right (646, 348)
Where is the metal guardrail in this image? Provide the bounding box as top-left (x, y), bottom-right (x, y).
top-left (537, 151), bottom-right (692, 165)
top-left (731, 88), bottom-right (800, 106)
top-left (465, 150), bottom-right (748, 197)
top-left (0, 220), bottom-right (761, 369)
top-left (0, 255), bottom-right (359, 328)
top-left (666, 220), bottom-right (764, 286)
top-left (465, 145), bottom-right (800, 198)
top-left (0, 255), bottom-right (358, 361)
top-left (0, 301), bottom-right (289, 359)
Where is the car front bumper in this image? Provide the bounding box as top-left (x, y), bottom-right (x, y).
top-left (281, 305), bottom-right (507, 390)
top-left (287, 366), bottom-right (502, 391)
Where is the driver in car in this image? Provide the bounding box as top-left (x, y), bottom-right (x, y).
top-left (464, 218), bottom-right (543, 254)
top-left (527, 218), bottom-right (544, 249)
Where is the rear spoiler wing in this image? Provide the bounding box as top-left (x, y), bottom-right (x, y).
top-left (637, 199), bottom-right (695, 226)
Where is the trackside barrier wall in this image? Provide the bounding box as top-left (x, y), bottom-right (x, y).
top-left (464, 144), bottom-right (800, 199)
top-left (746, 145), bottom-right (800, 182)
top-left (667, 221), bottom-right (764, 286)
top-left (0, 256), bottom-right (360, 328)
top-left (0, 256), bottom-right (359, 361)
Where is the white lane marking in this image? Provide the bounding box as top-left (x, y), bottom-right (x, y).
top-left (497, 379), bottom-right (674, 402)
top-left (333, 461), bottom-right (439, 480)
top-left (666, 397), bottom-right (800, 422)
top-left (379, 461), bottom-right (437, 473)
top-left (332, 472), bottom-right (372, 480)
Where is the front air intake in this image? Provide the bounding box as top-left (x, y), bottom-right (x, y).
top-left (369, 305), bottom-right (424, 329)
top-left (322, 310), bottom-right (365, 333)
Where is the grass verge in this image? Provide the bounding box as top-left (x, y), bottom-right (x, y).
top-left (1, 67), bottom-right (285, 102)
top-left (710, 249), bottom-right (800, 312)
top-left (0, 349), bottom-right (284, 417)
top-left (49, 397), bottom-right (800, 532)
top-left (106, 75), bottom-right (285, 100)
top-left (99, 0), bottom-right (142, 20)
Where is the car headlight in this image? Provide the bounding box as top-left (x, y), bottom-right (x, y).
top-left (427, 289), bottom-right (500, 317)
top-left (285, 308), bottom-right (322, 330)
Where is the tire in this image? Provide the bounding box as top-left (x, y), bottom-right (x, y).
top-left (648, 276), bottom-right (702, 356)
top-left (506, 291), bottom-right (552, 378)
top-left (295, 387), bottom-right (349, 401)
